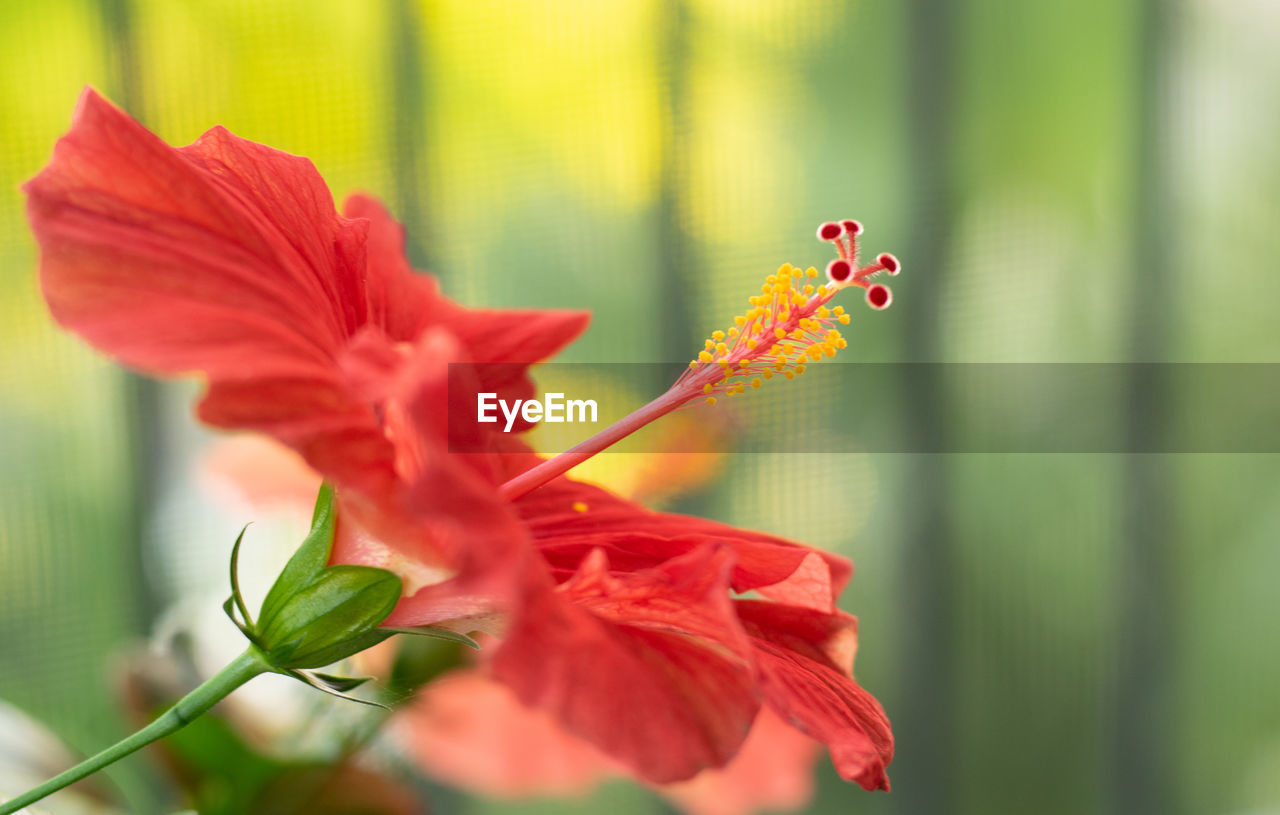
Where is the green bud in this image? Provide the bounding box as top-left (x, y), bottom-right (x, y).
top-left (226, 484), bottom-right (403, 672)
top-left (256, 564), bottom-right (402, 669)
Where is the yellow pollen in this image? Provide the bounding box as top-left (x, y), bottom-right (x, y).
top-left (806, 266), bottom-right (819, 277)
top-left (699, 350), bottom-right (713, 363)
top-left (751, 378), bottom-right (762, 388)
top-left (712, 330), bottom-right (725, 341)
top-left (706, 396), bottom-right (717, 405)
top-left (746, 338), bottom-right (758, 349)
top-left (774, 327), bottom-right (787, 339)
top-left (833, 305), bottom-right (845, 316)
top-left (839, 314), bottom-right (851, 324)
top-left (573, 501), bottom-right (589, 513)
top-left (703, 383), bottom-right (713, 394)
top-left (715, 342), bottom-right (728, 354)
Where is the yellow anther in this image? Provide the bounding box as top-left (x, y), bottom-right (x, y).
top-left (824, 346), bottom-right (836, 357)
top-left (703, 383), bottom-right (713, 394)
top-left (746, 338), bottom-right (758, 349)
top-left (689, 360), bottom-right (697, 369)
top-left (806, 266), bottom-right (819, 277)
top-left (734, 383), bottom-right (745, 394)
top-left (763, 370), bottom-right (774, 379)
top-left (796, 363), bottom-right (807, 375)
top-left (790, 329), bottom-right (804, 340)
top-left (739, 359), bottom-right (749, 368)
top-left (785, 371), bottom-right (796, 380)
top-left (836, 338), bottom-right (848, 349)
top-left (715, 342), bottom-right (728, 354)
top-left (751, 378), bottom-right (762, 389)
top-left (803, 284), bottom-right (815, 295)
top-left (817, 306), bottom-right (831, 318)
top-left (712, 330), bottom-right (725, 341)
top-left (573, 501), bottom-right (589, 513)
top-left (735, 315), bottom-right (747, 326)
top-left (706, 396), bottom-right (717, 406)
top-left (718, 360), bottom-right (731, 371)
top-left (839, 314), bottom-right (851, 324)
top-left (767, 275), bottom-right (777, 285)
top-left (833, 305), bottom-right (845, 316)
top-left (728, 327), bottom-right (738, 337)
top-left (705, 339), bottom-right (715, 350)
top-left (698, 350), bottom-right (713, 363)
top-left (774, 327), bottom-right (787, 340)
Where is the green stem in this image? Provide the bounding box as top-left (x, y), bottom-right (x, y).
top-left (0, 648), bottom-right (269, 815)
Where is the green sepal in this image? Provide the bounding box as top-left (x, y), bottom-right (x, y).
top-left (381, 626), bottom-right (481, 650)
top-left (258, 484), bottom-right (338, 627)
top-left (228, 525), bottom-right (255, 629)
top-left (221, 483), bottom-right (486, 710)
top-left (285, 669), bottom-right (391, 710)
top-left (308, 673), bottom-right (374, 693)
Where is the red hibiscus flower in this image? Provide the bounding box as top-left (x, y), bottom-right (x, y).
top-left (25, 89), bottom-right (893, 793)
top-left (24, 87), bottom-right (585, 622)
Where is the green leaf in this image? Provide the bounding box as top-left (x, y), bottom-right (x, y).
top-left (258, 483), bottom-right (337, 630)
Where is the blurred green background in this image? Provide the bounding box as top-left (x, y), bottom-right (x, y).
top-left (2, 0), bottom-right (1279, 814)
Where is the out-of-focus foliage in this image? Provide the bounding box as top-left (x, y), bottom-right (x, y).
top-left (1, 1), bottom-right (1278, 814)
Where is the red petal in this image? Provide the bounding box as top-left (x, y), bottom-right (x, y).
top-left (342, 194), bottom-right (438, 342)
top-left (735, 600), bottom-right (894, 791)
top-left (503, 452), bottom-right (850, 610)
top-left (26, 89), bottom-right (365, 376)
top-left (492, 545), bottom-right (761, 783)
top-left (24, 89), bottom-right (400, 495)
top-left (342, 192), bottom-right (589, 433)
top-left (332, 329), bottom-right (527, 622)
top-left (398, 669), bottom-right (615, 797)
top-left (660, 707), bottom-right (821, 815)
